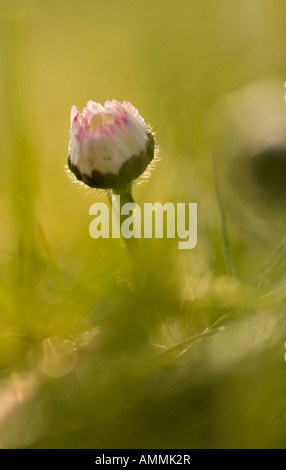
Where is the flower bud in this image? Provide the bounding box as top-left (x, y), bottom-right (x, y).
top-left (67, 100), bottom-right (155, 189)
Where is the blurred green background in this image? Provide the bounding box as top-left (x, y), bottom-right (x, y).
top-left (1, 0), bottom-right (286, 449)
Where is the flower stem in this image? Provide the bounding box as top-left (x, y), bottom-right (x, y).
top-left (108, 184), bottom-right (138, 257)
top-left (211, 153), bottom-right (238, 282)
top-left (115, 184), bottom-right (134, 205)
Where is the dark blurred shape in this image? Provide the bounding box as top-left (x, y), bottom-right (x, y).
top-left (208, 79), bottom-right (286, 214)
top-left (251, 145), bottom-right (286, 199)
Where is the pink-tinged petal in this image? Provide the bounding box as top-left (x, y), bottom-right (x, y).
top-left (87, 100), bottom-right (104, 113)
top-left (75, 125), bottom-right (85, 142)
top-left (109, 124), bottom-right (116, 133)
top-left (70, 105), bottom-right (79, 125)
top-left (98, 126), bottom-right (110, 135)
top-left (104, 99), bottom-right (123, 115)
top-left (123, 101), bottom-right (138, 116)
top-left (87, 100), bottom-right (96, 109)
top-left (114, 119), bottom-right (123, 128)
top-left (81, 107), bottom-right (89, 120)
top-left (122, 100), bottom-right (132, 109)
top-left (112, 99), bottom-right (123, 108)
